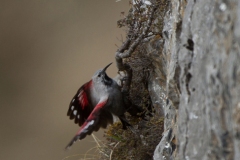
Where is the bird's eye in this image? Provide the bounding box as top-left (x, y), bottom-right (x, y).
top-left (98, 74), bottom-right (101, 77)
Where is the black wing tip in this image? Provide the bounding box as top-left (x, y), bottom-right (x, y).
top-left (64, 146), bottom-right (71, 151)
top-left (64, 135), bottom-right (81, 151)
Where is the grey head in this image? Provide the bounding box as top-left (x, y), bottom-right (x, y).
top-left (92, 63), bottom-right (113, 87)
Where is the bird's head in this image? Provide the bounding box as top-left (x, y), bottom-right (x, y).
top-left (92, 63), bottom-right (113, 86)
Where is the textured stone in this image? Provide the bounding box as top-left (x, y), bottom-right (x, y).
top-left (153, 0), bottom-right (240, 159)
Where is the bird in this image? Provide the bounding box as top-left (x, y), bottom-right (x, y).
top-left (65, 62), bottom-right (132, 150)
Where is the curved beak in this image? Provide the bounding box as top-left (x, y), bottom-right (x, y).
top-left (100, 63), bottom-right (112, 85)
top-left (101, 62), bottom-right (112, 73)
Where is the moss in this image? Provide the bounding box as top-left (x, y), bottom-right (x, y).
top-left (99, 116), bottom-right (164, 160)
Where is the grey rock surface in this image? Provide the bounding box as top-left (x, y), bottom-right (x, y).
top-left (154, 128), bottom-right (174, 160)
top-left (153, 0), bottom-right (240, 159)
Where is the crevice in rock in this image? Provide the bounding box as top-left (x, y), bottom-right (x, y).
top-left (185, 72), bottom-right (192, 96)
top-left (184, 39), bottom-right (194, 51)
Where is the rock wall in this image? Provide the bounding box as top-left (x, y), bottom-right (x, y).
top-left (153, 0), bottom-right (240, 159)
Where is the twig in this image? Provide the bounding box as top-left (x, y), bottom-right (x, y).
top-left (115, 3), bottom-right (159, 94)
top-left (109, 142), bottom-right (120, 160)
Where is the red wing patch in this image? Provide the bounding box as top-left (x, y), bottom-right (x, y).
top-left (78, 90), bottom-right (88, 109)
top-left (65, 98), bottom-right (113, 150)
top-left (67, 80), bottom-right (93, 126)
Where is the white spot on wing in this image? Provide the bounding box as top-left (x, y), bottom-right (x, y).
top-left (88, 120), bottom-right (94, 126)
top-left (71, 106), bottom-right (74, 110)
top-left (77, 115), bottom-right (80, 119)
top-left (73, 110), bottom-right (77, 115)
top-left (83, 120), bottom-right (94, 133)
top-left (72, 99), bottom-right (75, 102)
